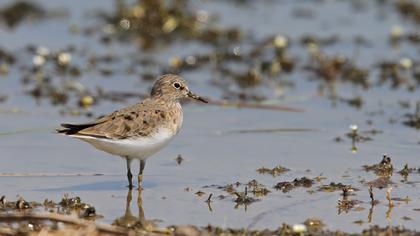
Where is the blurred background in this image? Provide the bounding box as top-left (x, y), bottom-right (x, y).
top-left (0, 0), bottom-right (419, 233)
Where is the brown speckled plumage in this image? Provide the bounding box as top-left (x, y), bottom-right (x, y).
top-left (59, 98), bottom-right (183, 139)
top-left (58, 74), bottom-right (193, 139)
top-left (57, 74), bottom-right (207, 189)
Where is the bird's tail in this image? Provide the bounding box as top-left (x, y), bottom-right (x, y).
top-left (57, 123), bottom-right (97, 135)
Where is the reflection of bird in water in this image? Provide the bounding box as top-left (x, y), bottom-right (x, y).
top-left (113, 190), bottom-right (172, 233)
top-left (113, 189), bottom-right (150, 230)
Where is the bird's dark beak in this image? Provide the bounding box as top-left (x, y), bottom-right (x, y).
top-left (187, 91), bottom-right (208, 103)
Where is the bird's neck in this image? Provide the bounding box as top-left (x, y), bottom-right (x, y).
top-left (151, 93), bottom-right (179, 104)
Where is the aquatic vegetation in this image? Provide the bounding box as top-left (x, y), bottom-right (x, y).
top-left (304, 51), bottom-right (370, 92)
top-left (194, 191), bottom-right (206, 197)
top-left (274, 177), bottom-right (314, 193)
top-left (318, 182), bottom-right (357, 193)
top-left (99, 0), bottom-right (241, 49)
top-left (395, 0), bottom-right (420, 25)
top-left (0, 47), bottom-right (15, 64)
top-left (403, 102), bottom-right (420, 129)
top-left (203, 180), bottom-right (270, 204)
top-left (362, 154), bottom-right (394, 178)
top-left (334, 125), bottom-right (383, 152)
top-left (345, 125), bottom-right (374, 142)
top-left (338, 95), bottom-right (364, 109)
top-left (0, 1), bottom-right (45, 28)
top-left (398, 164), bottom-right (418, 179)
top-left (0, 194), bottom-right (98, 220)
top-left (377, 59), bottom-right (420, 90)
top-left (256, 165), bottom-right (290, 177)
top-left (247, 179), bottom-right (270, 197)
top-left (303, 218), bottom-right (325, 233)
top-left (233, 187), bottom-right (259, 209)
top-left (337, 196), bottom-right (361, 214)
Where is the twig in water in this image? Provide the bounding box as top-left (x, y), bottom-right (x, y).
top-left (386, 187), bottom-right (394, 207)
top-left (205, 194), bottom-right (213, 203)
top-left (205, 98), bottom-right (304, 112)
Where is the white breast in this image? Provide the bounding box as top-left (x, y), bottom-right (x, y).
top-left (74, 128), bottom-right (176, 160)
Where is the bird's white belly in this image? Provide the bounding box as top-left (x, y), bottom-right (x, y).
top-left (76, 128), bottom-right (175, 160)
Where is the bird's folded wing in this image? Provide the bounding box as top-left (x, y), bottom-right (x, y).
top-left (58, 101), bottom-right (167, 139)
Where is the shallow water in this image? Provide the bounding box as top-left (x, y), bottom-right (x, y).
top-left (0, 0), bottom-right (419, 233)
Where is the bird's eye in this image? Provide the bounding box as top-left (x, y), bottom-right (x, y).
top-left (173, 82), bottom-right (181, 89)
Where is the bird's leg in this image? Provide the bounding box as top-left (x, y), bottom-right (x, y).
top-left (126, 158), bottom-right (133, 189)
top-left (125, 188), bottom-right (133, 215)
top-left (137, 186), bottom-right (146, 228)
top-left (138, 160), bottom-right (146, 190)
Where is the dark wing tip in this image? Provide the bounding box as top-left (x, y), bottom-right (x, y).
top-left (56, 123), bottom-right (94, 135)
top-left (60, 123), bottom-right (73, 128)
top-left (56, 127), bottom-right (76, 135)
top-left (56, 128), bottom-right (67, 134)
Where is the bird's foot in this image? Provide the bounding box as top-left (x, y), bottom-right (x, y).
top-left (127, 184), bottom-right (135, 189)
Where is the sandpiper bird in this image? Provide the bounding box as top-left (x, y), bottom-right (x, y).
top-left (58, 74), bottom-right (207, 189)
